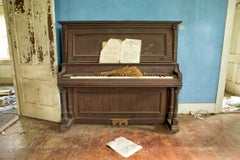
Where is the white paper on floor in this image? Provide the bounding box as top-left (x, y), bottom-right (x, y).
top-left (106, 137), bottom-right (142, 158)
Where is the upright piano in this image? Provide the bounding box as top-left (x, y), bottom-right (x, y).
top-left (58, 21), bottom-right (182, 133)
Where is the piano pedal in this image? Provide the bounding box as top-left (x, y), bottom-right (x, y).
top-left (111, 119), bottom-right (129, 126)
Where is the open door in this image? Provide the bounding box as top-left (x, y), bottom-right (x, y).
top-left (3, 0), bottom-right (60, 122)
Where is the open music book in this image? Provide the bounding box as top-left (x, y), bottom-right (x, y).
top-left (99, 38), bottom-right (141, 63)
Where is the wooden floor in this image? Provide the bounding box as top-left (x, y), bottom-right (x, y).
top-left (0, 113), bottom-right (240, 160)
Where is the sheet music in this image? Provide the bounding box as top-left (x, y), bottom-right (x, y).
top-left (106, 137), bottom-right (142, 158)
top-left (99, 39), bottom-right (122, 63)
top-left (99, 38), bottom-right (142, 63)
top-left (120, 39), bottom-right (141, 63)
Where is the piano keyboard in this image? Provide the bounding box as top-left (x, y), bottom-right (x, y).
top-left (69, 75), bottom-right (174, 79)
top-left (63, 73), bottom-right (174, 79)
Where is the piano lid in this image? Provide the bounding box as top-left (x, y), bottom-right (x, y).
top-left (59, 21), bottom-right (182, 64)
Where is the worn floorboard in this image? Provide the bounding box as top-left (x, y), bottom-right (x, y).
top-left (0, 113), bottom-right (240, 160)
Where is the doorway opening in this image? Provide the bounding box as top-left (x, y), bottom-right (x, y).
top-left (222, 0), bottom-right (240, 113)
top-left (0, 2), bottom-right (18, 133)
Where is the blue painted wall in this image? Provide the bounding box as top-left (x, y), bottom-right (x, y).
top-left (55, 0), bottom-right (228, 103)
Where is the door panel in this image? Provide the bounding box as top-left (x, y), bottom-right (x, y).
top-left (3, 0), bottom-right (60, 122)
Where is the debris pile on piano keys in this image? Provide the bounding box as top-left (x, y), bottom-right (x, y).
top-left (98, 66), bottom-right (142, 77)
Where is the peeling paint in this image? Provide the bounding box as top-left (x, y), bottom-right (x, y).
top-left (28, 31), bottom-right (35, 56)
top-left (237, 2), bottom-right (240, 8)
top-left (47, 0), bottom-right (56, 75)
top-left (45, 25), bottom-right (47, 35)
top-left (27, 8), bottom-right (34, 52)
top-left (9, 0), bottom-right (13, 6)
top-left (8, 0), bottom-right (57, 73)
top-left (14, 0), bottom-right (25, 14)
top-left (37, 46), bottom-right (44, 63)
top-left (8, 0), bottom-right (13, 21)
top-left (25, 7), bottom-right (35, 64)
top-left (22, 53), bottom-right (32, 63)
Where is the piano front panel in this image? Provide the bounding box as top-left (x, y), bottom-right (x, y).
top-left (73, 87), bottom-right (167, 123)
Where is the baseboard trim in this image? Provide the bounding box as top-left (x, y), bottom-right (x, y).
top-left (178, 103), bottom-right (216, 114)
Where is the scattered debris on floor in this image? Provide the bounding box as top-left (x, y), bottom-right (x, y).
top-left (0, 95), bottom-right (16, 112)
top-left (0, 89), bottom-right (12, 96)
top-left (222, 96), bottom-right (240, 112)
top-left (106, 137), bottom-right (142, 158)
top-left (0, 86), bottom-right (18, 133)
top-left (190, 110), bottom-right (210, 120)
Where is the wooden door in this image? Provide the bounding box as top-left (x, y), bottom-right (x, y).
top-left (3, 0), bottom-right (60, 122)
top-left (226, 1), bottom-right (240, 95)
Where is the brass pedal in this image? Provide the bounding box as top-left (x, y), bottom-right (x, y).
top-left (111, 119), bottom-right (129, 126)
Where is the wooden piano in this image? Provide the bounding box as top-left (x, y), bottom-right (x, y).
top-left (58, 21), bottom-right (182, 133)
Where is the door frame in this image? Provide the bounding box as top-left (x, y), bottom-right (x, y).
top-left (215, 0), bottom-right (236, 113)
top-left (2, 0), bottom-right (21, 114)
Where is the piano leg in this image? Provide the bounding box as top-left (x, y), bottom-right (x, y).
top-left (169, 88), bottom-right (174, 119)
top-left (166, 87), bottom-right (174, 123)
top-left (60, 88), bottom-right (73, 131)
top-left (166, 87), bottom-right (180, 133)
top-left (173, 88), bottom-right (180, 125)
top-left (67, 88), bottom-right (73, 118)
